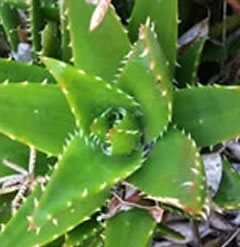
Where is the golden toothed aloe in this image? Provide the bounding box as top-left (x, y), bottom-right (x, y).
top-left (0, 0), bottom-right (240, 247)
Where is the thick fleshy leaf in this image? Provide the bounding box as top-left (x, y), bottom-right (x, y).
top-left (0, 83), bottom-right (75, 156)
top-left (0, 133), bottom-right (29, 177)
top-left (70, 234), bottom-right (103, 247)
top-left (91, 108), bottom-right (141, 156)
top-left (178, 18), bottom-right (209, 51)
top-left (43, 237), bottom-right (64, 247)
top-left (116, 23), bottom-right (172, 141)
top-left (105, 208), bottom-right (155, 247)
top-left (214, 159), bottom-right (240, 210)
top-left (155, 223), bottom-right (185, 240)
top-left (43, 58), bottom-right (140, 139)
top-left (32, 134), bottom-right (143, 233)
top-left (176, 18), bottom-right (209, 87)
top-left (42, 2), bottom-right (59, 22)
top-left (0, 2), bottom-right (21, 51)
top-left (0, 186), bottom-right (106, 247)
top-left (66, 0), bottom-right (131, 81)
top-left (0, 134), bottom-right (51, 225)
top-left (0, 0), bottom-right (59, 22)
top-left (40, 21), bottom-right (61, 59)
top-left (0, 59), bottom-right (55, 83)
top-left (128, 127), bottom-right (207, 216)
top-left (0, 194), bottom-right (13, 224)
top-left (128, 0), bottom-right (178, 73)
top-left (40, 0), bottom-right (57, 8)
top-left (29, 0), bottom-right (45, 53)
top-left (0, 132), bottom-right (53, 178)
top-left (0, 136), bottom-right (54, 227)
top-left (66, 235), bottom-right (103, 247)
top-left (59, 0), bottom-right (72, 62)
top-left (173, 85), bottom-right (240, 147)
top-left (0, 0), bottom-right (28, 9)
top-left (65, 217), bottom-right (103, 247)
top-left (0, 186), bottom-right (43, 247)
top-left (41, 8), bottom-right (59, 23)
top-left (81, 236), bottom-right (104, 247)
top-left (92, 238), bottom-right (104, 247)
top-left (176, 39), bottom-right (206, 87)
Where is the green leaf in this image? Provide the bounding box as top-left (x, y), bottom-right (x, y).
top-left (41, 7), bottom-right (59, 23)
top-left (176, 18), bottom-right (209, 87)
top-left (0, 186), bottom-right (42, 247)
top-left (155, 223), bottom-right (185, 240)
top-left (0, 185), bottom-right (97, 247)
top-left (0, 132), bottom-right (53, 178)
top-left (70, 234), bottom-right (103, 247)
top-left (43, 237), bottom-right (64, 247)
top-left (173, 85), bottom-right (240, 147)
top-left (0, 134), bottom-right (51, 225)
top-left (32, 134), bottom-right (143, 234)
top-left (0, 131), bottom-right (56, 227)
top-left (0, 59), bottom-right (55, 83)
top-left (105, 208), bottom-right (156, 247)
top-left (106, 114), bottom-right (141, 156)
top-left (116, 23), bottom-right (172, 141)
top-left (128, 127), bottom-right (207, 216)
top-left (40, 0), bottom-right (57, 8)
top-left (214, 158), bottom-right (240, 210)
top-left (128, 0), bottom-right (178, 73)
top-left (66, 0), bottom-right (131, 81)
top-left (0, 83), bottom-right (75, 156)
top-left (83, 237), bottom-right (104, 247)
top-left (176, 39), bottom-right (206, 87)
top-left (43, 58), bottom-right (140, 140)
top-left (0, 2), bottom-right (21, 51)
top-left (29, 0), bottom-right (45, 53)
top-left (0, 0), bottom-right (59, 22)
top-left (91, 108), bottom-right (141, 156)
top-left (0, 194), bottom-right (13, 224)
top-left (0, 185), bottom-right (107, 247)
top-left (81, 236), bottom-right (104, 247)
top-left (40, 21), bottom-right (61, 59)
top-left (0, 133), bottom-right (29, 177)
top-left (65, 217), bottom-right (103, 247)
top-left (0, 0), bottom-right (28, 9)
top-left (59, 0), bottom-right (72, 63)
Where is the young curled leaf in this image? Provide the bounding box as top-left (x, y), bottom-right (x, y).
top-left (91, 108), bottom-right (141, 156)
top-left (43, 57), bottom-right (141, 156)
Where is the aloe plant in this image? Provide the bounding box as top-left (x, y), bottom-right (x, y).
top-left (0, 0), bottom-right (240, 246)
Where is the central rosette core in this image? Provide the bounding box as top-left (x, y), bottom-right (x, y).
top-left (90, 108), bottom-right (141, 156)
